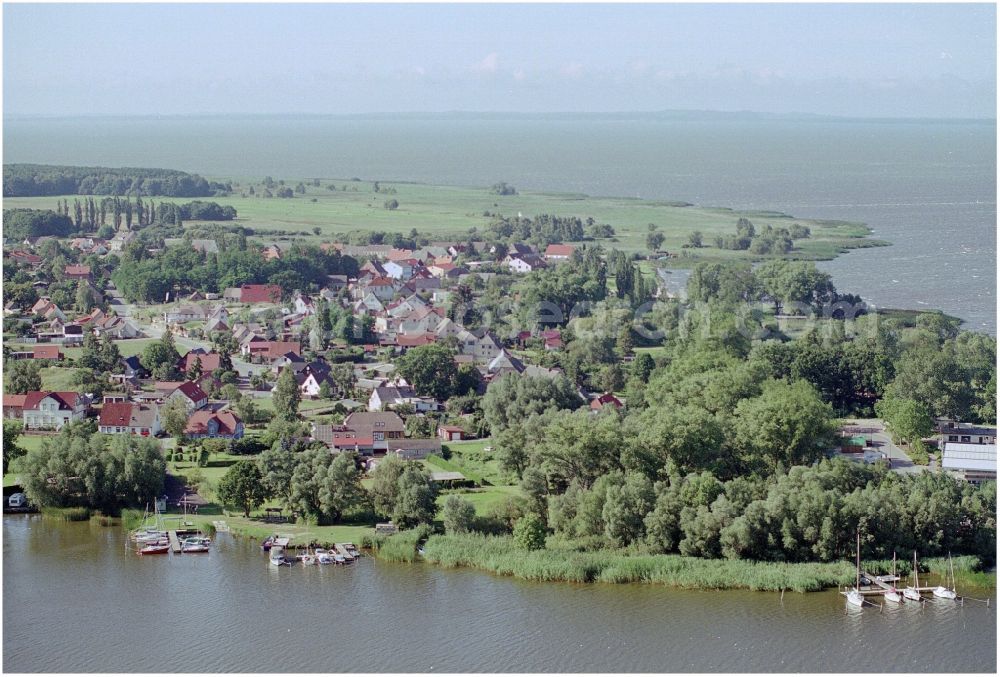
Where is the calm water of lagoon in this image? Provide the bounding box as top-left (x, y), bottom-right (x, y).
top-left (2, 516), bottom-right (995, 673)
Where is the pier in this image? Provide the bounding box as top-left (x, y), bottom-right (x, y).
top-left (333, 543), bottom-right (354, 562)
top-left (167, 531), bottom-right (182, 553)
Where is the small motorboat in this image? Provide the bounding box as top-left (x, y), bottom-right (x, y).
top-left (181, 537), bottom-right (210, 553)
top-left (846, 588), bottom-right (865, 607)
top-left (299, 553), bottom-right (317, 566)
top-left (343, 543), bottom-right (360, 557)
top-left (332, 553), bottom-right (346, 565)
top-left (138, 543), bottom-right (170, 555)
top-left (315, 549), bottom-right (335, 565)
top-left (269, 546), bottom-right (292, 566)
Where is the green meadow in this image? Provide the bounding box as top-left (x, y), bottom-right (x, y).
top-left (3, 178), bottom-right (885, 262)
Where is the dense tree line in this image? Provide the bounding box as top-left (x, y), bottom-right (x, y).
top-left (111, 241), bottom-right (359, 303)
top-left (3, 164), bottom-right (227, 197)
top-left (4, 208), bottom-right (76, 239)
top-left (712, 217), bottom-right (810, 254)
top-left (544, 458), bottom-right (994, 563)
top-left (486, 213), bottom-right (615, 247)
top-left (17, 422), bottom-right (165, 513)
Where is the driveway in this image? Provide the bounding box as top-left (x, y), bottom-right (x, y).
top-left (841, 418), bottom-right (927, 475)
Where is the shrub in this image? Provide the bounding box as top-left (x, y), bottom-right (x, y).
top-left (442, 495), bottom-right (476, 534)
top-left (513, 513), bottom-right (546, 550)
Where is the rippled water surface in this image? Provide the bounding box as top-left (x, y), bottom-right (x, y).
top-left (3, 517), bottom-right (995, 673)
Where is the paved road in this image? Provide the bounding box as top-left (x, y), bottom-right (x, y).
top-left (841, 418), bottom-right (928, 475)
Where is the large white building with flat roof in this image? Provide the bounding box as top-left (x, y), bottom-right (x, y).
top-left (942, 442), bottom-right (996, 484)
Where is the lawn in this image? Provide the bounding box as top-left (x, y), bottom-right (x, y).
top-left (5, 338), bottom-right (158, 362)
top-left (39, 366), bottom-right (79, 391)
top-left (3, 180), bottom-right (884, 263)
top-left (435, 485), bottom-right (524, 518)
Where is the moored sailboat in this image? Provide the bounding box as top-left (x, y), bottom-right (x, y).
top-left (903, 551), bottom-right (922, 602)
top-left (932, 553), bottom-right (958, 599)
top-left (845, 531), bottom-right (865, 607)
top-left (884, 552), bottom-right (902, 603)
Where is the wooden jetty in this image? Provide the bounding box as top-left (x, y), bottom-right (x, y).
top-left (332, 543), bottom-right (355, 562)
top-left (861, 572), bottom-right (936, 595)
top-left (167, 530), bottom-right (182, 553)
top-left (212, 520), bottom-right (230, 533)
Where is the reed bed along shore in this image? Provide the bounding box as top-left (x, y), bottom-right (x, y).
top-left (40, 506), bottom-right (92, 522)
top-left (368, 526), bottom-right (432, 563)
top-left (413, 533), bottom-right (859, 592)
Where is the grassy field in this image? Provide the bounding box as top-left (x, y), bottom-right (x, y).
top-left (435, 485), bottom-right (524, 517)
top-left (5, 338), bottom-right (159, 362)
top-left (3, 179), bottom-right (885, 262)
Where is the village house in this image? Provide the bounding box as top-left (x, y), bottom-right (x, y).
top-left (331, 243), bottom-right (393, 259)
top-left (312, 424), bottom-right (376, 455)
top-left (224, 284), bottom-right (282, 305)
top-left (293, 292), bottom-right (317, 316)
top-left (261, 244), bottom-right (283, 261)
top-left (64, 264), bottom-right (93, 281)
top-left (8, 345), bottom-right (63, 361)
top-left (325, 274), bottom-right (349, 292)
top-left (438, 425), bottom-right (468, 441)
top-left (7, 250), bottom-right (42, 267)
top-left (544, 243), bottom-right (576, 262)
top-left (184, 410), bottom-right (244, 440)
top-left (164, 238), bottom-right (220, 254)
top-left (107, 230), bottom-right (137, 253)
top-left (363, 277), bottom-right (398, 302)
top-left (98, 402), bottom-right (161, 436)
top-left (936, 419), bottom-right (997, 446)
top-left (203, 305), bottom-right (230, 333)
top-left (163, 304), bottom-right (209, 325)
top-left (164, 381), bottom-right (209, 412)
top-left (368, 384), bottom-right (441, 412)
top-left (121, 355), bottom-right (148, 378)
top-left (20, 391), bottom-right (90, 430)
top-left (506, 253), bottom-right (547, 273)
top-left (343, 411), bottom-right (406, 453)
top-left (386, 248), bottom-right (415, 261)
top-left (590, 392), bottom-right (624, 411)
top-left (31, 297), bottom-right (66, 322)
top-left (242, 340), bottom-right (301, 361)
top-left (3, 394), bottom-right (27, 420)
top-left (384, 259), bottom-right (418, 280)
top-left (177, 349), bottom-right (224, 375)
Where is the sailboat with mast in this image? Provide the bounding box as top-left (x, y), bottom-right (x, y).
top-left (903, 550), bottom-right (923, 601)
top-left (883, 551), bottom-right (903, 603)
top-left (932, 553), bottom-right (958, 599)
top-left (845, 531), bottom-right (865, 607)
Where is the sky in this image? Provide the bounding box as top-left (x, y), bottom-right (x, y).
top-left (3, 3), bottom-right (996, 118)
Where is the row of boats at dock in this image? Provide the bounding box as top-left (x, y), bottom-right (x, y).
top-left (262, 535), bottom-right (360, 566)
top-left (129, 507), bottom-right (212, 555)
top-left (131, 525), bottom-right (212, 554)
top-left (842, 532), bottom-right (973, 610)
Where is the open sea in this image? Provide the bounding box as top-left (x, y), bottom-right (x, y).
top-left (3, 113), bottom-right (996, 333)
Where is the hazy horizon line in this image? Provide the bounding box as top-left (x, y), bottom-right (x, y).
top-left (4, 109), bottom-right (996, 124)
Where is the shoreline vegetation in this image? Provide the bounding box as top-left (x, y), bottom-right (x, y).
top-left (32, 508), bottom-right (995, 593)
top-left (373, 530), bottom-right (996, 593)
